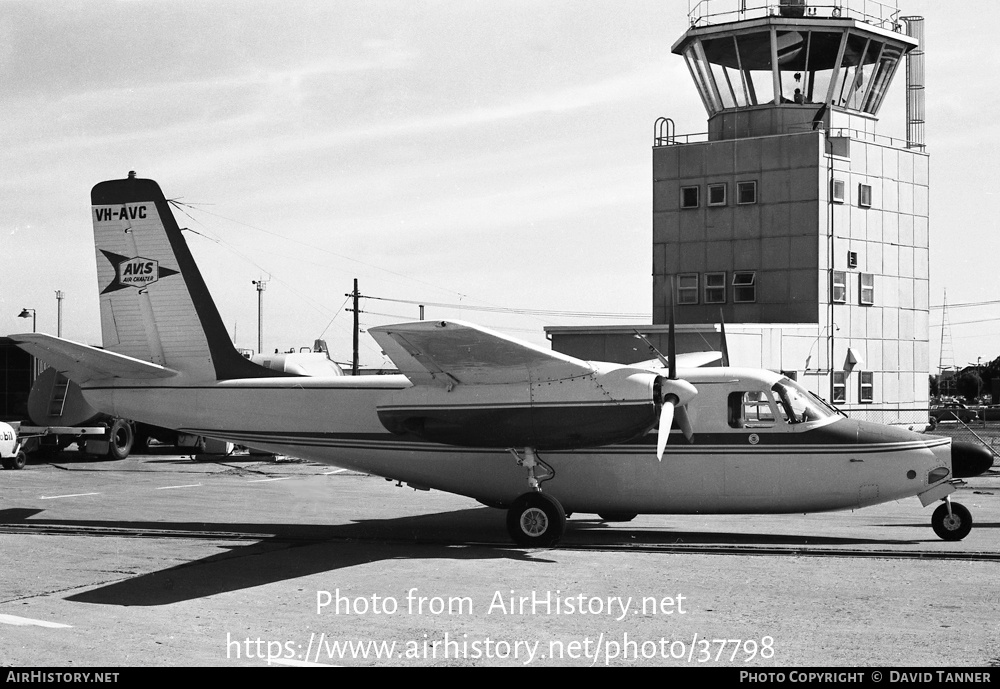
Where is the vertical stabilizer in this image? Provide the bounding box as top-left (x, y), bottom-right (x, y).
top-left (91, 175), bottom-right (283, 380)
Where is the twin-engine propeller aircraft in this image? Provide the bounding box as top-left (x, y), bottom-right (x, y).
top-left (11, 175), bottom-right (994, 547)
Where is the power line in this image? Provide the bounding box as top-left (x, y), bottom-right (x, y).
top-left (362, 295), bottom-right (649, 320)
top-left (929, 298), bottom-right (1000, 310)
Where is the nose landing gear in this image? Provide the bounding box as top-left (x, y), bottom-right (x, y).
top-left (931, 499), bottom-right (973, 541)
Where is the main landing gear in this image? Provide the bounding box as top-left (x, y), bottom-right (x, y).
top-left (931, 498), bottom-right (973, 541)
top-left (506, 448), bottom-right (565, 547)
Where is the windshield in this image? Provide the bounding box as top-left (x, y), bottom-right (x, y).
top-left (771, 378), bottom-right (835, 424)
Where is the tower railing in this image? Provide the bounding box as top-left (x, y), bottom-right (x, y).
top-left (688, 0), bottom-right (903, 31)
top-left (652, 121), bottom-right (922, 151)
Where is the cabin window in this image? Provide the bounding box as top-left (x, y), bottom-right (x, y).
top-left (728, 391), bottom-right (775, 429)
top-left (677, 273), bottom-right (699, 304)
top-left (681, 186), bottom-right (700, 209)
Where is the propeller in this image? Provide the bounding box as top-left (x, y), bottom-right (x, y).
top-left (657, 397), bottom-right (674, 460)
top-left (654, 276), bottom-right (696, 459)
top-left (656, 378), bottom-right (697, 459)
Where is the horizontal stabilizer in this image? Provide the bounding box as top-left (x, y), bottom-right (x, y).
top-left (369, 320), bottom-right (594, 388)
top-left (10, 333), bottom-right (177, 384)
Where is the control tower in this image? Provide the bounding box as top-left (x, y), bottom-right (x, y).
top-left (650, 0), bottom-right (928, 417)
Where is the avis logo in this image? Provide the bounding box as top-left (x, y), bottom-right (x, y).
top-left (118, 257), bottom-right (158, 286)
top-left (100, 250), bottom-right (179, 294)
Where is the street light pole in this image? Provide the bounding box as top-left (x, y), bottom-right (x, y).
top-left (17, 308), bottom-right (37, 381)
top-left (55, 290), bottom-right (64, 337)
top-left (252, 279), bottom-right (267, 354)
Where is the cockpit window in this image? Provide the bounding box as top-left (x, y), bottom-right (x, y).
top-left (771, 378), bottom-right (835, 424)
top-left (728, 380), bottom-right (835, 429)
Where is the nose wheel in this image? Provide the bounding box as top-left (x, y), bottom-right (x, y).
top-left (932, 500), bottom-right (973, 541)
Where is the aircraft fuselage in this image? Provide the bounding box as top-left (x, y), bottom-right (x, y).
top-left (79, 367), bottom-right (955, 515)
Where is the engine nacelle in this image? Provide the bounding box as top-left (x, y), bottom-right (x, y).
top-left (377, 364), bottom-right (665, 450)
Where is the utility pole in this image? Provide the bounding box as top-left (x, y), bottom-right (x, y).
top-left (352, 278), bottom-right (360, 375)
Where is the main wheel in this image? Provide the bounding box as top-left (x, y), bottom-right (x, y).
top-left (932, 502), bottom-right (973, 541)
top-left (506, 492), bottom-right (566, 548)
top-left (106, 418), bottom-right (134, 460)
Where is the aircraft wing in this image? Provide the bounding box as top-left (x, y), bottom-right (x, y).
top-left (368, 320), bottom-right (595, 387)
top-left (10, 333), bottom-right (177, 383)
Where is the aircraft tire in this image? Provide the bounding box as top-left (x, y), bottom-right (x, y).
top-left (506, 492), bottom-right (566, 548)
top-left (598, 512), bottom-right (638, 522)
top-left (932, 502), bottom-right (972, 541)
top-left (106, 419), bottom-right (134, 461)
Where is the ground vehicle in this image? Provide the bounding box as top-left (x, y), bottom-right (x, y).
top-left (929, 402), bottom-right (979, 424)
top-left (0, 337), bottom-right (136, 466)
top-left (0, 420), bottom-right (26, 469)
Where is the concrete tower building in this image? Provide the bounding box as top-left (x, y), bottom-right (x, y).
top-left (550, 0), bottom-right (929, 423)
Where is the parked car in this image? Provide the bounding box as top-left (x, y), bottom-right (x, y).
top-left (929, 402), bottom-right (979, 424)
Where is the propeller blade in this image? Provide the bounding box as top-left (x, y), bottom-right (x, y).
top-left (675, 405), bottom-right (694, 443)
top-left (668, 276), bottom-right (676, 380)
top-left (657, 400), bottom-right (675, 461)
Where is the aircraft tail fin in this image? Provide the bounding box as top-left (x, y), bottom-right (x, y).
top-left (91, 175), bottom-right (284, 380)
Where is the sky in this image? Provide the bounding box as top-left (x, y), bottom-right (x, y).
top-left (1, 0), bottom-right (997, 371)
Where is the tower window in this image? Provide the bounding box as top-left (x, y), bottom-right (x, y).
top-left (737, 181), bottom-right (757, 205)
top-left (704, 272), bottom-right (726, 304)
top-left (832, 372), bottom-right (847, 404)
top-left (708, 183), bottom-right (727, 206)
top-left (831, 179), bottom-right (846, 204)
top-left (859, 184), bottom-right (872, 208)
top-left (677, 273), bottom-right (699, 304)
top-left (859, 371), bottom-right (874, 404)
top-left (733, 272), bottom-right (756, 303)
top-left (681, 186), bottom-right (700, 209)
top-left (859, 273), bottom-right (875, 305)
top-left (832, 270), bottom-right (847, 304)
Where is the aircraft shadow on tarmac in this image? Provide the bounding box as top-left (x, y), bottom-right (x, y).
top-left (0, 506), bottom-right (924, 607)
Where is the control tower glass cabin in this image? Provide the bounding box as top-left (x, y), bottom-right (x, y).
top-left (676, 0), bottom-right (917, 138)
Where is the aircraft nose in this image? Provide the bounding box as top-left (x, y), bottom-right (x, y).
top-left (951, 440), bottom-right (994, 478)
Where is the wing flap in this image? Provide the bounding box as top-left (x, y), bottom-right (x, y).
top-left (368, 320), bottom-right (594, 387)
top-left (10, 333), bottom-right (177, 383)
